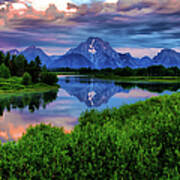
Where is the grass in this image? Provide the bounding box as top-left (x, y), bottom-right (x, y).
top-left (0, 77), bottom-right (59, 98)
top-left (51, 71), bottom-right (180, 83)
top-left (49, 70), bottom-right (180, 83)
top-left (90, 74), bottom-right (180, 83)
top-left (0, 92), bottom-right (179, 179)
top-left (52, 72), bottom-right (79, 75)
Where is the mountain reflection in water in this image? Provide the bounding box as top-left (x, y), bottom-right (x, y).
top-left (0, 76), bottom-right (180, 142)
top-left (59, 77), bottom-right (180, 107)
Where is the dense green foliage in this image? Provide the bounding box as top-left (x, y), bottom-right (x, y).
top-left (0, 52), bottom-right (41, 82)
top-left (21, 72), bottom-right (32, 85)
top-left (0, 77), bottom-right (59, 95)
top-left (0, 63), bottom-right (11, 78)
top-left (0, 51), bottom-right (58, 89)
top-left (0, 93), bottom-right (179, 179)
top-left (112, 65), bottom-right (180, 76)
top-left (41, 72), bottom-right (58, 85)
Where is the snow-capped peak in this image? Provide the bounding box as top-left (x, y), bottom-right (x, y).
top-left (65, 37), bottom-right (121, 68)
top-left (88, 39), bottom-right (96, 54)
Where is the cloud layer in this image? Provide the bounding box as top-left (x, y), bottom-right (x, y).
top-left (0, 0), bottom-right (180, 56)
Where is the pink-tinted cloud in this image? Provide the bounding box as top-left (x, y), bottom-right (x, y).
top-left (0, 18), bottom-right (5, 26)
top-left (116, 47), bottom-right (162, 58)
top-left (116, 47), bottom-right (180, 58)
top-left (1, 0), bottom-right (178, 26)
top-left (114, 89), bottom-right (158, 98)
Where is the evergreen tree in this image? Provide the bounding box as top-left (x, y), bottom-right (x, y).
top-left (9, 55), bottom-right (16, 76)
top-left (42, 65), bottom-right (48, 72)
top-left (35, 56), bottom-right (42, 68)
top-left (35, 56), bottom-right (42, 75)
top-left (27, 61), bottom-right (39, 83)
top-left (13, 55), bottom-right (28, 76)
top-left (0, 51), bottom-right (5, 65)
top-left (26, 56), bottom-right (42, 83)
top-left (4, 52), bottom-right (11, 67)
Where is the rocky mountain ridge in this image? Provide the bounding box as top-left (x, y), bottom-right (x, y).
top-left (6, 37), bottom-right (180, 69)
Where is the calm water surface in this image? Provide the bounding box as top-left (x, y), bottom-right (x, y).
top-left (0, 76), bottom-right (180, 142)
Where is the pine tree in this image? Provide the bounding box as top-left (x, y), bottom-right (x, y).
top-left (4, 52), bottom-right (10, 67)
top-left (0, 51), bottom-right (5, 65)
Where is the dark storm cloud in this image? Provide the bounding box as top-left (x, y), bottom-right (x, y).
top-left (0, 29), bottom-right (77, 48)
top-left (117, 1), bottom-right (155, 12)
top-left (3, 11), bottom-right (180, 50)
top-left (0, 0), bottom-right (180, 52)
top-left (70, 11), bottom-right (180, 49)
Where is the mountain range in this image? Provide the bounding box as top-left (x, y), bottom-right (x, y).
top-left (7, 37), bottom-right (180, 69)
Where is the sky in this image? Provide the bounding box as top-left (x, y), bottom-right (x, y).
top-left (0, 0), bottom-right (180, 57)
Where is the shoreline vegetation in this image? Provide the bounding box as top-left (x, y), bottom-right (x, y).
top-left (55, 71), bottom-right (180, 83)
top-left (53, 65), bottom-right (180, 83)
top-left (0, 77), bottom-right (59, 98)
top-left (0, 92), bottom-right (179, 178)
top-left (90, 75), bottom-right (180, 83)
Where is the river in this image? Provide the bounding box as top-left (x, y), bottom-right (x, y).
top-left (0, 76), bottom-right (180, 142)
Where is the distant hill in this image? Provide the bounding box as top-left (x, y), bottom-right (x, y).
top-left (8, 46), bottom-right (52, 67)
top-left (20, 46), bottom-right (51, 67)
top-left (153, 49), bottom-right (180, 68)
top-left (8, 49), bottom-right (19, 56)
top-left (118, 53), bottom-right (140, 68)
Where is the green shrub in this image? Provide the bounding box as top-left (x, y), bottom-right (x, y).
top-left (0, 124), bottom-right (72, 179)
top-left (40, 72), bottom-right (58, 85)
top-left (0, 63), bottom-right (11, 78)
top-left (21, 72), bottom-right (32, 85)
top-left (0, 93), bottom-right (180, 179)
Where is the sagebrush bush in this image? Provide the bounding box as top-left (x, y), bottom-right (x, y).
top-left (0, 93), bottom-right (180, 179)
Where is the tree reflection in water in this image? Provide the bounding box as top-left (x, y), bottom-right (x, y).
top-left (115, 82), bottom-right (180, 93)
top-left (0, 90), bottom-right (58, 115)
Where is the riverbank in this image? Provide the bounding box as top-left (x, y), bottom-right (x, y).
top-left (88, 74), bottom-right (180, 83)
top-left (0, 77), bottom-right (59, 98)
top-left (53, 72), bottom-right (78, 75)
top-left (52, 71), bottom-right (180, 83)
top-left (52, 65), bottom-right (180, 83)
top-left (0, 92), bottom-right (179, 179)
